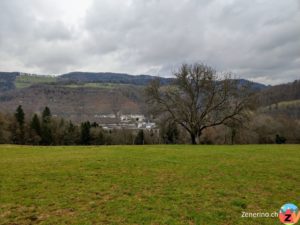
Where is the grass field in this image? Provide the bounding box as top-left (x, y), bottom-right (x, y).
top-left (0, 145), bottom-right (299, 225)
top-left (62, 83), bottom-right (131, 89)
top-left (15, 75), bottom-right (57, 89)
top-left (261, 99), bottom-right (300, 112)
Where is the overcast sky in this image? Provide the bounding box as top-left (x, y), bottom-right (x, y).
top-left (0, 0), bottom-right (299, 84)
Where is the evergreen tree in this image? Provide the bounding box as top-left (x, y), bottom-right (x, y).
top-left (41, 106), bottom-right (53, 145)
top-left (42, 106), bottom-right (51, 123)
top-left (14, 105), bottom-right (25, 144)
top-left (29, 114), bottom-right (42, 144)
top-left (64, 121), bottom-right (79, 145)
top-left (30, 114), bottom-right (41, 136)
top-left (80, 121), bottom-right (91, 145)
top-left (15, 105), bottom-right (25, 128)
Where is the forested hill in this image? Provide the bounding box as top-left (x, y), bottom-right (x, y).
top-left (58, 72), bottom-right (268, 90)
top-left (58, 72), bottom-right (174, 85)
top-left (0, 72), bottom-right (19, 91)
top-left (0, 71), bottom-right (268, 91)
top-left (258, 80), bottom-right (300, 106)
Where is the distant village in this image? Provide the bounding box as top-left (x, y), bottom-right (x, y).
top-left (94, 113), bottom-right (157, 130)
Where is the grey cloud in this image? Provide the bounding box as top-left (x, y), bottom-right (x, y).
top-left (0, 0), bottom-right (299, 84)
top-left (21, 41), bottom-right (85, 74)
top-left (0, 0), bottom-right (81, 73)
top-left (84, 0), bottom-right (214, 72)
top-left (35, 21), bottom-right (73, 41)
top-left (82, 0), bottom-right (300, 83)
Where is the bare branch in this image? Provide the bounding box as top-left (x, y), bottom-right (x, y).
top-left (145, 63), bottom-right (254, 144)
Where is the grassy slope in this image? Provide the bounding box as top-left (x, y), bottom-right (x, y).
top-left (261, 99), bottom-right (300, 111)
top-left (0, 145), bottom-right (299, 225)
top-left (272, 99), bottom-right (300, 109)
top-left (15, 75), bottom-right (57, 89)
top-left (14, 75), bottom-right (132, 90)
top-left (62, 83), bottom-right (131, 89)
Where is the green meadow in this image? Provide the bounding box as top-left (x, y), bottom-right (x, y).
top-left (0, 145), bottom-right (299, 225)
top-left (15, 75), bottom-right (57, 89)
top-left (62, 82), bottom-right (131, 89)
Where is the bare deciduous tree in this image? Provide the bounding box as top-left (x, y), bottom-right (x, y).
top-left (146, 63), bottom-right (254, 144)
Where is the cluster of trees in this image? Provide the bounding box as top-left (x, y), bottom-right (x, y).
top-left (153, 104), bottom-right (300, 145)
top-left (0, 106), bottom-right (160, 145)
top-left (145, 63), bottom-right (300, 144)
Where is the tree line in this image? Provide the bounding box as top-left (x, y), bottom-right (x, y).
top-left (0, 105), bottom-right (158, 145)
top-left (0, 104), bottom-right (299, 145)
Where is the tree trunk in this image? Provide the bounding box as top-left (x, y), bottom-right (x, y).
top-left (197, 131), bottom-right (202, 144)
top-left (190, 133), bottom-right (197, 144)
top-left (190, 131), bottom-right (202, 144)
top-left (231, 128), bottom-right (236, 145)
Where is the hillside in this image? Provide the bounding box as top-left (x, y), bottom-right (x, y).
top-left (256, 80), bottom-right (300, 119)
top-left (0, 72), bottom-right (167, 121)
top-left (259, 99), bottom-right (300, 119)
top-left (0, 84), bottom-right (145, 123)
top-left (0, 72), bottom-right (19, 92)
top-left (3, 71), bottom-right (298, 122)
top-left (258, 80), bottom-right (300, 106)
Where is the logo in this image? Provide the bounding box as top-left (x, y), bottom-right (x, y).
top-left (279, 203), bottom-right (300, 224)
